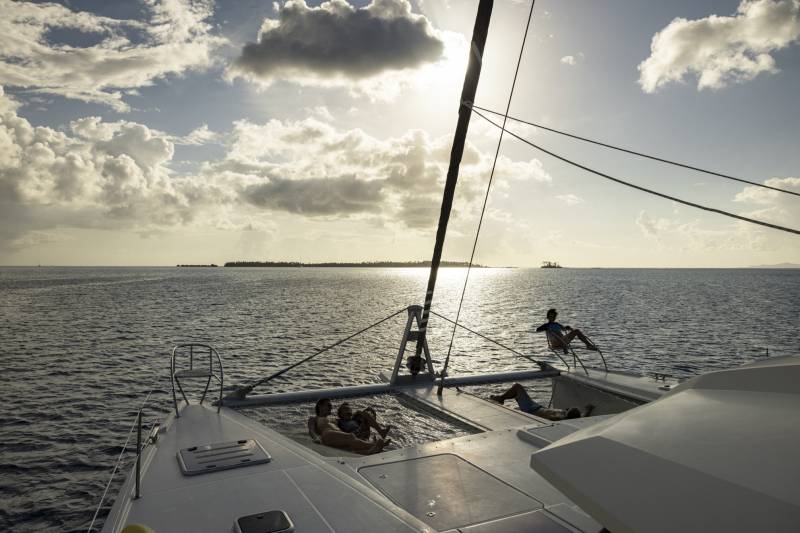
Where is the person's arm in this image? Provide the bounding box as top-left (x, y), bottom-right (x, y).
top-left (535, 323), bottom-right (547, 332)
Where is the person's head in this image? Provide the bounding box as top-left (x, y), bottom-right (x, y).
top-left (337, 402), bottom-right (353, 420)
top-left (546, 308), bottom-right (558, 322)
top-left (315, 398), bottom-right (332, 416)
top-left (565, 407), bottom-right (581, 419)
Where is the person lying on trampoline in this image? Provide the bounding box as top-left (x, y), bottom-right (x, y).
top-left (537, 308), bottom-right (598, 351)
top-left (336, 402), bottom-right (392, 440)
top-left (311, 398), bottom-right (390, 455)
top-left (490, 383), bottom-right (594, 421)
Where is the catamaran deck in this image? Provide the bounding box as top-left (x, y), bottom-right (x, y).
top-left (102, 397), bottom-right (610, 533)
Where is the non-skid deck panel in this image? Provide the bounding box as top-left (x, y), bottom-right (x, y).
top-left (344, 426), bottom-right (603, 531)
top-left (401, 384), bottom-right (547, 431)
top-left (106, 404), bottom-right (429, 533)
top-left (359, 453), bottom-right (541, 531)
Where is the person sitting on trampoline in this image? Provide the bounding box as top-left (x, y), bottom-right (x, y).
top-left (490, 383), bottom-right (594, 421)
top-left (336, 402), bottom-right (391, 440)
top-left (537, 308), bottom-right (598, 351)
top-left (312, 398), bottom-right (390, 455)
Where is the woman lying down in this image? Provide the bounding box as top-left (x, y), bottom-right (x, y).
top-left (309, 398), bottom-right (392, 455)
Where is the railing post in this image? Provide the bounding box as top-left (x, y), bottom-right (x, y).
top-left (135, 410), bottom-right (142, 499)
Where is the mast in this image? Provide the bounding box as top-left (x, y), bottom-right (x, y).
top-left (415, 0), bottom-right (494, 389)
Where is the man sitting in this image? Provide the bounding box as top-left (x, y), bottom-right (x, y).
top-left (311, 398), bottom-right (390, 455)
top-left (490, 383), bottom-right (594, 421)
top-left (336, 402), bottom-right (391, 440)
top-left (537, 308), bottom-right (598, 351)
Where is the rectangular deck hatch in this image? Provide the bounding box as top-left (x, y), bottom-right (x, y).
top-left (359, 453), bottom-right (540, 531)
top-left (177, 439), bottom-right (271, 476)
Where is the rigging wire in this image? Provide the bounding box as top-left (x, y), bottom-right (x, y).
top-left (437, 0), bottom-right (538, 395)
top-left (469, 103), bottom-right (800, 198)
top-left (470, 108), bottom-right (800, 236)
top-left (430, 311), bottom-right (547, 368)
top-left (232, 307), bottom-right (408, 397)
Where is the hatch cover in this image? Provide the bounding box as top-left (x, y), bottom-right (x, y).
top-left (359, 453), bottom-right (541, 531)
top-left (177, 439), bottom-right (271, 476)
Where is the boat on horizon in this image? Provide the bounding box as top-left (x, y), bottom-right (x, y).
top-left (541, 261), bottom-right (562, 269)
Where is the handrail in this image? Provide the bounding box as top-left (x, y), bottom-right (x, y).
top-left (86, 388), bottom-right (157, 532)
top-left (171, 343), bottom-right (224, 417)
top-left (544, 331), bottom-right (608, 374)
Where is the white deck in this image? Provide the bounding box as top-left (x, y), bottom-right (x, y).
top-left (101, 404), bottom-right (431, 533)
top-left (101, 395), bottom-right (613, 533)
top-left (400, 383), bottom-right (546, 431)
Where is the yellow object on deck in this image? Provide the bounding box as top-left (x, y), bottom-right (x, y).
top-left (121, 525), bottom-right (156, 533)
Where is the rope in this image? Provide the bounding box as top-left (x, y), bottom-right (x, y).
top-left (470, 109), bottom-right (800, 236)
top-left (437, 0), bottom-right (538, 395)
top-left (86, 387), bottom-right (157, 532)
top-left (430, 311), bottom-right (547, 368)
top-left (232, 307), bottom-right (408, 397)
top-left (469, 104), bottom-right (800, 198)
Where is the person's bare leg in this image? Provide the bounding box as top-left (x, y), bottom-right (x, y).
top-left (321, 430), bottom-right (377, 453)
top-left (359, 410), bottom-right (392, 438)
top-left (563, 329), bottom-right (597, 350)
top-left (490, 383), bottom-right (525, 404)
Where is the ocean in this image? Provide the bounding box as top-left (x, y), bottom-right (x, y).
top-left (1, 266), bottom-right (798, 532)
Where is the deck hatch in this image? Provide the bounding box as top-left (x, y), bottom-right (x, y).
top-left (177, 439), bottom-right (271, 475)
top-left (359, 453), bottom-right (541, 531)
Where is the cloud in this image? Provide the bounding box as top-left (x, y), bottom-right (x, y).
top-left (230, 0), bottom-right (443, 81)
top-left (556, 193), bottom-right (584, 206)
top-left (638, 0), bottom-right (800, 93)
top-left (0, 84), bottom-right (552, 252)
top-left (241, 175), bottom-right (385, 215)
top-left (205, 116), bottom-right (551, 227)
top-left (227, 0), bottom-right (456, 100)
top-left (0, 0), bottom-right (227, 111)
top-left (636, 210), bottom-right (672, 237)
top-left (635, 177), bottom-right (799, 252)
top-left (734, 177), bottom-right (800, 226)
top-left (560, 55), bottom-right (576, 66)
top-left (0, 86), bottom-right (212, 250)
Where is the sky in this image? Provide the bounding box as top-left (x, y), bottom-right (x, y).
top-left (0, 0), bottom-right (799, 267)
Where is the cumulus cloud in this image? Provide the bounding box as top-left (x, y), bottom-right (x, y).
top-left (0, 84), bottom-right (552, 251)
top-left (638, 0), bottom-right (800, 93)
top-left (734, 177), bottom-right (800, 226)
top-left (635, 177), bottom-right (799, 252)
top-left (203, 116), bottom-right (551, 227)
top-left (230, 0), bottom-right (443, 80)
top-left (228, 0), bottom-right (456, 100)
top-left (560, 52), bottom-right (583, 66)
top-left (0, 86), bottom-right (213, 250)
top-left (0, 0), bottom-right (226, 111)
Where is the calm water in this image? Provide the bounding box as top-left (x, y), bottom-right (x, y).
top-left (1, 266), bottom-right (798, 532)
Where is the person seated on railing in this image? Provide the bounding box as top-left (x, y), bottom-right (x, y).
top-left (311, 398), bottom-right (391, 454)
top-left (336, 403), bottom-right (392, 439)
top-left (490, 383), bottom-right (594, 421)
top-left (537, 308), bottom-right (598, 351)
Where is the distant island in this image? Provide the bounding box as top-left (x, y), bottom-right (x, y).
top-left (177, 264), bottom-right (218, 267)
top-left (748, 262), bottom-right (800, 268)
top-left (223, 260), bottom-right (487, 268)
top-left (540, 261), bottom-right (562, 268)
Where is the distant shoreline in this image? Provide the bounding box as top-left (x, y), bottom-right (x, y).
top-left (222, 260), bottom-right (489, 268)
